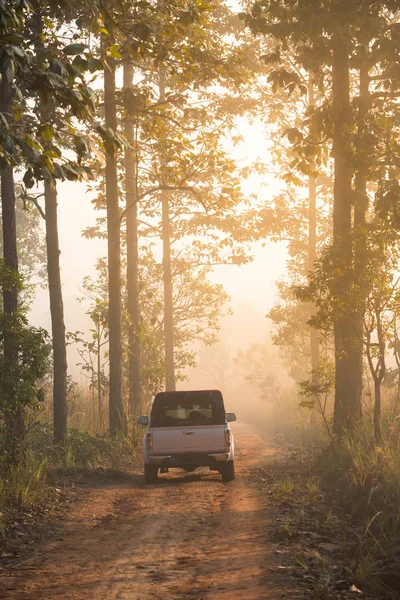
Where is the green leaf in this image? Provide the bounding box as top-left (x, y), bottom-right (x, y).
top-left (45, 71), bottom-right (68, 89)
top-left (109, 44), bottom-right (122, 59)
top-left (75, 137), bottom-right (87, 156)
top-left (63, 43), bottom-right (88, 56)
top-left (23, 168), bottom-right (35, 189)
top-left (0, 33), bottom-right (25, 45)
top-left (39, 124), bottom-right (54, 141)
top-left (49, 58), bottom-right (68, 77)
top-left (53, 163), bottom-right (65, 179)
top-left (45, 146), bottom-right (62, 159)
top-left (87, 57), bottom-right (104, 73)
top-left (4, 57), bottom-right (15, 82)
top-left (73, 55), bottom-right (88, 72)
top-left (0, 112), bottom-right (9, 130)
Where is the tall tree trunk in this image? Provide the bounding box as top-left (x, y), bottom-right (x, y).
top-left (374, 314), bottom-right (385, 444)
top-left (159, 72), bottom-right (175, 391)
top-left (307, 74), bottom-right (320, 421)
top-left (97, 326), bottom-right (102, 426)
top-left (1, 168), bottom-right (18, 313)
top-left (374, 378), bottom-right (382, 443)
top-left (162, 194), bottom-right (175, 391)
top-left (31, 6), bottom-right (68, 442)
top-left (331, 34), bottom-right (362, 435)
top-left (123, 61), bottom-right (142, 415)
top-left (0, 77), bottom-right (24, 461)
top-left (104, 44), bottom-right (124, 433)
top-left (366, 318), bottom-right (385, 444)
top-left (352, 45), bottom-right (370, 424)
top-left (44, 180), bottom-right (68, 442)
top-left (308, 177), bottom-right (319, 361)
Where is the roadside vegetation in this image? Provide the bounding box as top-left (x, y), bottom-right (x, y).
top-left (263, 396), bottom-right (400, 599)
top-left (0, 387), bottom-right (142, 556)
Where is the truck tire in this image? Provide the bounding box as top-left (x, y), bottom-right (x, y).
top-left (221, 461), bottom-right (235, 482)
top-left (144, 464), bottom-right (158, 484)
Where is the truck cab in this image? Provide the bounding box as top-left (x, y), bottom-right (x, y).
top-left (138, 390), bottom-right (236, 483)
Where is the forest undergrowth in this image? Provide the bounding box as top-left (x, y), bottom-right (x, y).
top-left (0, 385), bottom-right (141, 556)
top-left (268, 400), bottom-right (400, 600)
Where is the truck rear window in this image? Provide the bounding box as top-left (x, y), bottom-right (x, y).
top-left (151, 401), bottom-right (224, 427)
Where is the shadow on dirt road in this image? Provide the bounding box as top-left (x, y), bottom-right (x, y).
top-left (1, 424), bottom-right (299, 600)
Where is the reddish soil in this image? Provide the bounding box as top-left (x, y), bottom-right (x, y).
top-left (1, 424), bottom-right (300, 599)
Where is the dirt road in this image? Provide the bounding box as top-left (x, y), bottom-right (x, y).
top-left (1, 424), bottom-right (297, 599)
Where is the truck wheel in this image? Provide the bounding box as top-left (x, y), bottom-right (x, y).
top-left (221, 461), bottom-right (235, 482)
top-left (144, 464), bottom-right (158, 484)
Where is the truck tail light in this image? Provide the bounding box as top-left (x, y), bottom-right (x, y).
top-left (146, 432), bottom-right (153, 451)
top-left (225, 429), bottom-right (232, 448)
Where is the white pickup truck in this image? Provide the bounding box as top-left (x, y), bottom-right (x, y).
top-left (138, 389), bottom-right (236, 484)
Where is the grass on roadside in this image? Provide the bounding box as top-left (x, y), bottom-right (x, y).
top-left (0, 390), bottom-right (143, 557)
top-left (267, 410), bottom-right (400, 599)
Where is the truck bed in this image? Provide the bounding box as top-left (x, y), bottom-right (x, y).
top-left (150, 424), bottom-right (226, 455)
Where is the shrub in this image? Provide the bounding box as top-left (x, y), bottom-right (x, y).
top-left (318, 411), bottom-right (400, 595)
top-left (0, 456), bottom-right (50, 510)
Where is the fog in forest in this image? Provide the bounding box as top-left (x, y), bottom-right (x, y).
top-left (28, 123), bottom-right (292, 434)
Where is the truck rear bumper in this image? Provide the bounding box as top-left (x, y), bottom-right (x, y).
top-left (148, 452), bottom-right (230, 467)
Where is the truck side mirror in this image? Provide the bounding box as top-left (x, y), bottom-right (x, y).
top-left (138, 416), bottom-right (149, 426)
top-left (226, 413), bottom-right (236, 423)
